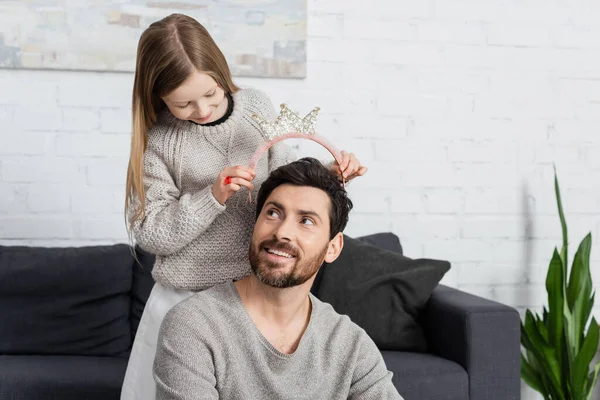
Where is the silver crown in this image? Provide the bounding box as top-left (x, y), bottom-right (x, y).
top-left (252, 104), bottom-right (320, 141)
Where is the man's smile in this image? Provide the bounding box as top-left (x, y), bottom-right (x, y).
top-left (265, 248), bottom-right (295, 258)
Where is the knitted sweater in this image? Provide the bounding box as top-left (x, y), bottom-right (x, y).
top-left (153, 282), bottom-right (403, 400)
top-left (130, 88), bottom-right (296, 291)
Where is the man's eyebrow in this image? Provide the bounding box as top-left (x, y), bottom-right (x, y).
top-left (265, 201), bottom-right (322, 222)
top-left (265, 200), bottom-right (284, 210)
top-left (297, 209), bottom-right (322, 222)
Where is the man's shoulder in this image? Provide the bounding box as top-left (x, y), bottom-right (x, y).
top-left (311, 295), bottom-right (370, 342)
top-left (161, 282), bottom-right (235, 334)
top-left (312, 296), bottom-right (386, 372)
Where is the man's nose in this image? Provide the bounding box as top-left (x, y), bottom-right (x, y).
top-left (273, 218), bottom-right (294, 242)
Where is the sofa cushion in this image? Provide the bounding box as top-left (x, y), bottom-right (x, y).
top-left (311, 232), bottom-right (402, 296)
top-left (382, 351), bottom-right (468, 400)
top-left (316, 235), bottom-right (450, 352)
top-left (353, 232), bottom-right (403, 254)
top-left (0, 355), bottom-right (127, 400)
top-left (0, 245), bottom-right (132, 356)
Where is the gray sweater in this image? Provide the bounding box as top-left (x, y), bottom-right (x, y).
top-left (129, 88), bottom-right (295, 291)
top-left (153, 282), bottom-right (403, 400)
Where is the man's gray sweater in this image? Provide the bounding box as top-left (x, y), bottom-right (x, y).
top-left (153, 282), bottom-right (403, 400)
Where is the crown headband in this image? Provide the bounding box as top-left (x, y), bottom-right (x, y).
top-left (248, 104), bottom-right (344, 201)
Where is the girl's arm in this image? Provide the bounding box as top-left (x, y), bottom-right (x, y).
top-left (129, 144), bottom-right (225, 256)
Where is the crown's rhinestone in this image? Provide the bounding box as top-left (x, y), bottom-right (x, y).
top-left (252, 104), bottom-right (320, 140)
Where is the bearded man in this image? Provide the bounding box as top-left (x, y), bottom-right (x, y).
top-left (153, 157), bottom-right (403, 400)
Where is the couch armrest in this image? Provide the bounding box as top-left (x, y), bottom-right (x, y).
top-left (422, 285), bottom-right (521, 400)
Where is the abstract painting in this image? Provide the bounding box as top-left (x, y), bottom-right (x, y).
top-left (0, 0), bottom-right (306, 78)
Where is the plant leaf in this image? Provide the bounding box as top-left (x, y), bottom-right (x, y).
top-left (526, 347), bottom-right (555, 397)
top-left (567, 233), bottom-right (593, 351)
top-left (563, 297), bottom-right (577, 368)
top-left (572, 319), bottom-right (599, 398)
top-left (554, 166), bottom-right (568, 279)
top-left (546, 249), bottom-right (565, 352)
top-left (543, 306), bottom-right (549, 330)
top-left (586, 362), bottom-right (600, 400)
top-left (535, 312), bottom-right (551, 345)
top-left (521, 320), bottom-right (550, 395)
top-left (546, 248), bottom-right (568, 395)
top-left (523, 310), bottom-right (564, 398)
top-left (522, 354), bottom-right (547, 396)
top-left (567, 233), bottom-right (592, 307)
top-left (582, 292), bottom-right (596, 330)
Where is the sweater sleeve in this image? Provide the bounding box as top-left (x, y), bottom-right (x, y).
top-left (130, 138), bottom-right (226, 256)
top-left (154, 307), bottom-right (219, 400)
top-left (348, 333), bottom-right (404, 400)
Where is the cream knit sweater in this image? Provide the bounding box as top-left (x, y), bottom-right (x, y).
top-left (130, 88), bottom-right (296, 291)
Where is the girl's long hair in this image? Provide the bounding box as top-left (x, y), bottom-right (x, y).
top-left (125, 13), bottom-right (239, 231)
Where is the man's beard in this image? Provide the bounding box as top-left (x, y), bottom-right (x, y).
top-left (249, 238), bottom-right (328, 289)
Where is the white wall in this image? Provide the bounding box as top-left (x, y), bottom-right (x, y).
top-left (1, 1), bottom-right (600, 398)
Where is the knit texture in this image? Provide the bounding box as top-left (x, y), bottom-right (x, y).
top-left (153, 282), bottom-right (403, 400)
top-left (129, 88), bottom-right (296, 291)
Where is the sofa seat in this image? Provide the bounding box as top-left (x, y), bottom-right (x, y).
top-left (0, 355), bottom-right (127, 400)
top-left (382, 351), bottom-right (469, 400)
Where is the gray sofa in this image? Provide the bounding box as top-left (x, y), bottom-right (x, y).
top-left (390, 285), bottom-right (521, 399)
top-left (0, 244), bottom-right (155, 400)
top-left (310, 232), bottom-right (522, 400)
top-left (0, 233), bottom-right (520, 400)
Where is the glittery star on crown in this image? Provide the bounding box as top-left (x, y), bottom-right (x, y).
top-left (252, 104), bottom-right (320, 141)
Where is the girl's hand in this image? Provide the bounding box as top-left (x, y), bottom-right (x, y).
top-left (212, 165), bottom-right (256, 205)
top-left (331, 150), bottom-right (368, 182)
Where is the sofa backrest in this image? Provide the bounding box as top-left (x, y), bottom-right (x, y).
top-left (0, 244), bottom-right (152, 357)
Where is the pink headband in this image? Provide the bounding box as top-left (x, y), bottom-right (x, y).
top-left (248, 104), bottom-right (345, 202)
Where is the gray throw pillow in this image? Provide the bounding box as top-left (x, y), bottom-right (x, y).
top-left (316, 235), bottom-right (450, 352)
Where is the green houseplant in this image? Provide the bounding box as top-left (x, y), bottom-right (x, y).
top-left (521, 169), bottom-right (600, 400)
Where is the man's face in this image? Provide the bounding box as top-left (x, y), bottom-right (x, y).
top-left (249, 184), bottom-right (340, 289)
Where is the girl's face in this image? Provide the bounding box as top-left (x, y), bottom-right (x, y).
top-left (161, 71), bottom-right (229, 125)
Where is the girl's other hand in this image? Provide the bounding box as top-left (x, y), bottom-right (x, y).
top-left (331, 151), bottom-right (368, 182)
top-left (212, 165), bottom-right (256, 205)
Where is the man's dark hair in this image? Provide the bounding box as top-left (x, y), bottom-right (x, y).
top-left (256, 157), bottom-right (353, 239)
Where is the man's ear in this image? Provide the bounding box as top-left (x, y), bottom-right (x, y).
top-left (324, 232), bottom-right (344, 263)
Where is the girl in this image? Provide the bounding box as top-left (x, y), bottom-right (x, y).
top-left (121, 13), bottom-right (367, 400)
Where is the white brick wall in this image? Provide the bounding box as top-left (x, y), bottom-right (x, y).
top-left (2, 1), bottom-right (600, 398)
